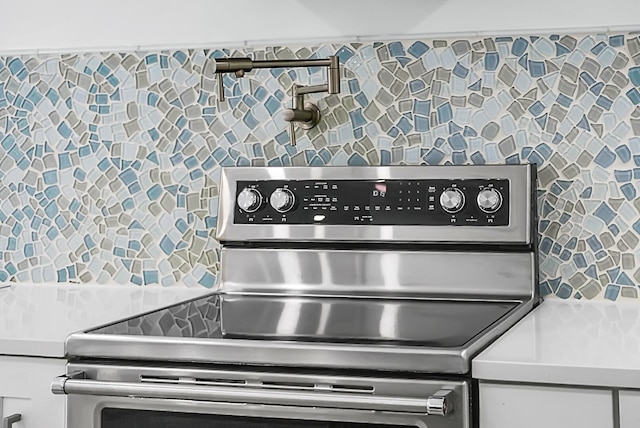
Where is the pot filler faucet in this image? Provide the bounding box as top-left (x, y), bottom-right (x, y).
top-left (213, 56), bottom-right (340, 145)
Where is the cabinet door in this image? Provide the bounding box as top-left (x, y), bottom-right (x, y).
top-left (479, 382), bottom-right (614, 428)
top-left (0, 356), bottom-right (66, 428)
top-left (620, 390), bottom-right (640, 428)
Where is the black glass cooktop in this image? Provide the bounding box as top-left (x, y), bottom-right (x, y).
top-left (89, 293), bottom-right (520, 348)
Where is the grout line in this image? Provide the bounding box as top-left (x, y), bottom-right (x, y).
top-left (1, 25), bottom-right (640, 57)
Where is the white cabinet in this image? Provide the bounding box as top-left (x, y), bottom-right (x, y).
top-left (479, 382), bottom-right (614, 428)
top-left (620, 390), bottom-right (640, 428)
top-left (0, 356), bottom-right (65, 428)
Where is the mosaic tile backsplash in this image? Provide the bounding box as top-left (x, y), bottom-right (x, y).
top-left (2, 34), bottom-right (640, 301)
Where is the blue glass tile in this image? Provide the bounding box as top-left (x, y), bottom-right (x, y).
top-left (172, 51), bottom-right (187, 64)
top-left (596, 96), bottom-right (613, 110)
top-left (388, 42), bottom-right (405, 57)
top-left (607, 267), bottom-right (621, 282)
top-left (565, 237), bottom-right (577, 250)
top-left (528, 151), bottom-right (544, 166)
top-left (594, 146), bottom-right (616, 167)
top-left (44, 186), bottom-right (60, 199)
top-left (535, 114), bottom-right (548, 130)
top-left (265, 95), bottom-right (280, 115)
top-left (634, 168), bottom-right (640, 179)
top-left (349, 109), bottom-right (366, 128)
top-left (409, 79), bottom-right (426, 92)
top-left (243, 111), bottom-right (259, 128)
top-left (633, 219), bottom-right (640, 234)
top-left (355, 92), bottom-right (368, 107)
top-left (119, 169), bottom-right (137, 185)
top-left (397, 116), bottom-right (412, 134)
top-left (539, 237), bottom-right (552, 254)
top-left (585, 264), bottom-right (598, 278)
top-left (468, 80), bottom-right (481, 91)
top-left (448, 133), bottom-right (467, 150)
top-left (423, 148), bottom-right (445, 165)
top-left (143, 270), bottom-right (158, 285)
top-left (146, 184), bottom-right (162, 200)
top-left (45, 89), bottom-right (59, 105)
top-left (484, 52), bottom-right (499, 71)
top-left (57, 122), bottom-right (72, 138)
top-left (408, 41), bottom-right (429, 58)
top-left (381, 150), bottom-right (391, 165)
top-left (556, 43), bottom-right (571, 57)
top-left (552, 243), bottom-right (562, 255)
top-left (627, 88), bottom-right (640, 105)
top-left (505, 154), bottom-right (520, 164)
top-left (159, 235), bottom-right (175, 255)
top-left (415, 115), bottom-right (429, 132)
top-left (396, 57), bottom-right (411, 67)
top-left (347, 153), bottom-right (367, 166)
top-left (463, 126), bottom-right (477, 137)
top-left (557, 283), bottom-right (572, 299)
top-left (590, 82), bottom-right (604, 96)
top-left (528, 60), bottom-right (546, 77)
top-left (629, 67), bottom-right (640, 86)
top-left (453, 63), bottom-right (469, 78)
top-left (8, 58), bottom-right (24, 74)
top-left (616, 145), bottom-right (631, 163)
top-left (586, 235), bottom-right (603, 251)
top-left (413, 100), bottom-right (430, 116)
top-left (43, 170), bottom-right (57, 184)
top-left (617, 272), bottom-right (634, 286)
top-left (539, 281), bottom-right (553, 296)
top-left (275, 131), bottom-right (289, 145)
top-left (451, 151), bottom-right (467, 164)
top-left (198, 272), bottom-right (215, 288)
top-left (591, 41), bottom-right (606, 55)
top-left (336, 46), bottom-right (355, 63)
top-left (529, 101), bottom-right (545, 116)
top-left (388, 127), bottom-right (399, 138)
top-left (621, 183), bottom-right (637, 200)
top-left (59, 152), bottom-right (72, 168)
top-left (594, 202), bottom-right (616, 224)
top-left (580, 71), bottom-right (596, 86)
top-left (556, 94), bottom-right (572, 108)
top-left (580, 187), bottom-right (593, 198)
top-left (437, 103), bottom-right (453, 123)
top-left (552, 132), bottom-right (563, 144)
top-left (577, 114), bottom-right (590, 131)
top-left (517, 53), bottom-right (529, 70)
top-left (559, 212), bottom-right (571, 224)
top-left (608, 223), bottom-right (620, 236)
top-left (512, 37), bottom-right (529, 56)
top-left (604, 284), bottom-right (620, 301)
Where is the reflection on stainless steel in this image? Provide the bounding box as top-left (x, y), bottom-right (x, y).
top-left (220, 295), bottom-right (520, 346)
top-left (220, 248), bottom-right (535, 298)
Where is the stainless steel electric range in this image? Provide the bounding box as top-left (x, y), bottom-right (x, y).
top-left (53, 165), bottom-right (539, 428)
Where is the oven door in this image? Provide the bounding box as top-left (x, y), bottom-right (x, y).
top-left (53, 363), bottom-right (470, 428)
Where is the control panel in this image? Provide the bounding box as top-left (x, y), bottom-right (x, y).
top-left (233, 179), bottom-right (509, 226)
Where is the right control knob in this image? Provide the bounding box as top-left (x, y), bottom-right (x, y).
top-left (477, 188), bottom-right (503, 213)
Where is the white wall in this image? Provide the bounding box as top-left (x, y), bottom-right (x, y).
top-left (2, 0), bottom-right (640, 54)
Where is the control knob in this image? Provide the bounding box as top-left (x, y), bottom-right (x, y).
top-left (477, 188), bottom-right (503, 213)
top-left (270, 188), bottom-right (296, 213)
top-left (237, 187), bottom-right (263, 213)
top-left (439, 188), bottom-right (465, 213)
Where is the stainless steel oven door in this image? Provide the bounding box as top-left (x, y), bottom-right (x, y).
top-left (53, 363), bottom-right (470, 428)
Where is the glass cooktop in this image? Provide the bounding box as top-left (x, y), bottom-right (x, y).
top-left (88, 293), bottom-right (520, 348)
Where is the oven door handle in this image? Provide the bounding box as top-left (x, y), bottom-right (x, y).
top-left (52, 374), bottom-right (452, 415)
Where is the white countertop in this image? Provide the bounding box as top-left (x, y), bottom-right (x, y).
top-left (473, 298), bottom-right (640, 388)
top-left (0, 284), bottom-right (211, 358)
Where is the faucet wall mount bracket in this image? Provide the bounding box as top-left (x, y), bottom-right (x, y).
top-left (213, 55), bottom-right (340, 146)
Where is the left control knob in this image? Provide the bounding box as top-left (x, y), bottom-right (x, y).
top-left (237, 187), bottom-right (263, 213)
top-left (270, 188), bottom-right (296, 213)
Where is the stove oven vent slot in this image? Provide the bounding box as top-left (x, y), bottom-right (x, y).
top-left (140, 375), bottom-right (247, 387)
top-left (330, 384), bottom-right (375, 393)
